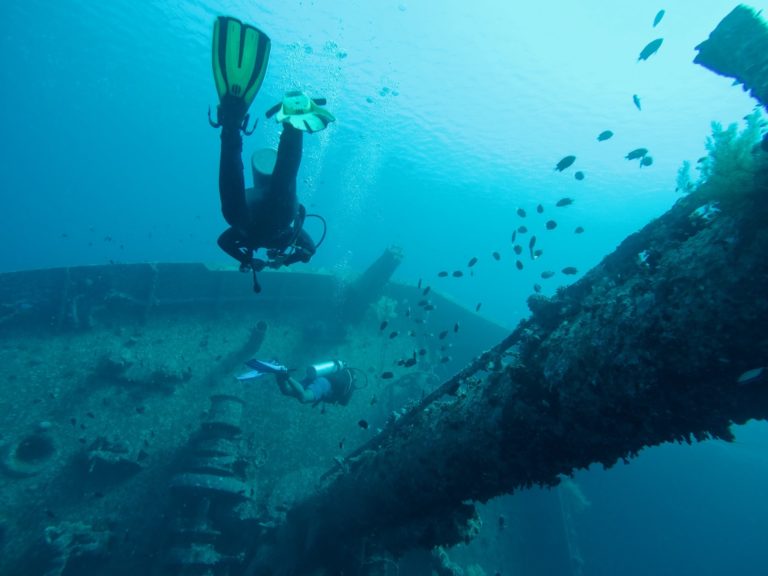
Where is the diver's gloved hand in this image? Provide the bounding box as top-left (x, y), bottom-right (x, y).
top-left (239, 258), bottom-right (268, 273)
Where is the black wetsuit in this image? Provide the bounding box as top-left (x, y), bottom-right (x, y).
top-left (217, 124), bottom-right (316, 268)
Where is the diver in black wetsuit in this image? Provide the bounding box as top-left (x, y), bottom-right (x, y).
top-left (209, 16), bottom-right (335, 292)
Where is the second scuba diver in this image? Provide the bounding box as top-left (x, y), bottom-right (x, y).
top-left (209, 16), bottom-right (335, 292)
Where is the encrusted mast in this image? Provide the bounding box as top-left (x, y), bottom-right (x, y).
top-left (249, 8), bottom-right (768, 574)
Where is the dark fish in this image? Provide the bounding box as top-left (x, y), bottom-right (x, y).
top-left (517, 225), bottom-right (528, 234)
top-left (638, 38), bottom-right (663, 61)
top-left (574, 171), bottom-right (585, 181)
top-left (417, 278), bottom-right (422, 289)
top-left (424, 304), bottom-right (436, 311)
top-left (389, 331), bottom-right (399, 339)
top-left (597, 130), bottom-right (614, 141)
top-left (492, 251), bottom-right (501, 261)
top-left (438, 271), bottom-right (449, 277)
top-left (452, 270), bottom-right (463, 278)
top-left (381, 371), bottom-right (394, 379)
top-left (513, 244), bottom-right (522, 255)
top-left (453, 322), bottom-right (459, 333)
top-left (556, 197), bottom-right (573, 207)
top-left (562, 266), bottom-right (578, 275)
top-left (340, 438), bottom-right (346, 449)
top-left (536, 203), bottom-right (544, 214)
top-left (358, 419), bottom-right (369, 430)
top-left (468, 256), bottom-right (478, 268)
top-left (641, 155), bottom-right (654, 167)
top-left (555, 155), bottom-right (576, 171)
top-left (440, 356), bottom-right (451, 364)
top-left (511, 230), bottom-right (517, 243)
top-left (405, 307), bottom-right (411, 317)
top-left (516, 207), bottom-right (526, 218)
top-left (422, 285), bottom-right (431, 296)
top-left (403, 357), bottom-right (417, 368)
top-left (528, 236), bottom-right (536, 259)
top-left (417, 299), bottom-right (429, 307)
top-left (653, 9), bottom-right (665, 27)
top-left (439, 330), bottom-right (449, 340)
top-left (534, 249), bottom-right (543, 258)
top-left (516, 260), bottom-right (524, 270)
top-left (379, 320), bottom-right (388, 331)
top-left (414, 317), bottom-right (425, 324)
top-left (533, 283), bottom-right (542, 293)
top-left (541, 270), bottom-right (555, 279)
top-left (370, 395), bottom-right (377, 406)
top-left (633, 94), bottom-right (642, 111)
top-left (475, 302), bottom-right (482, 312)
top-left (418, 348), bottom-right (427, 356)
top-left (625, 148), bottom-right (648, 160)
top-left (545, 220), bottom-right (557, 230)
top-left (574, 226), bottom-right (585, 234)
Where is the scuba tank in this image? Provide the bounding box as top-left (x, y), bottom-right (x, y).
top-left (306, 360), bottom-right (345, 379)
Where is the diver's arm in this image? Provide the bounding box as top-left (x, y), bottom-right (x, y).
top-left (279, 375), bottom-right (315, 403)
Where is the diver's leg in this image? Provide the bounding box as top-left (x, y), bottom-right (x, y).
top-left (267, 124), bottom-right (303, 222)
top-left (219, 128), bottom-right (249, 230)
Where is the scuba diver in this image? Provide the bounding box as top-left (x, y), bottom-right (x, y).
top-left (209, 16), bottom-right (335, 292)
top-left (238, 359), bottom-right (359, 406)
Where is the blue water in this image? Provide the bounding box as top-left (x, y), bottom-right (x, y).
top-left (2, 1), bottom-right (767, 574)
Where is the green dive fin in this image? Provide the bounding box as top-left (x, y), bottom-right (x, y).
top-left (211, 16), bottom-right (271, 130)
top-left (266, 91), bottom-right (335, 133)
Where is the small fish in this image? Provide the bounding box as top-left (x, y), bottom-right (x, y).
top-left (453, 322), bottom-right (459, 333)
top-left (545, 220), bottom-right (557, 230)
top-left (574, 226), bottom-right (585, 234)
top-left (438, 271), bottom-right (449, 277)
top-left (468, 256), bottom-right (478, 268)
top-left (574, 171), bottom-right (585, 181)
top-left (424, 304), bottom-right (436, 311)
top-left (340, 438), bottom-right (346, 449)
top-left (405, 307), bottom-right (411, 317)
top-left (403, 357), bottom-right (417, 368)
top-left (492, 251), bottom-right (501, 261)
top-left (440, 356), bottom-right (451, 364)
top-left (533, 249), bottom-right (543, 258)
top-left (511, 230), bottom-right (517, 243)
top-left (381, 371), bottom-right (394, 379)
top-left (541, 270), bottom-right (555, 279)
top-left (379, 320), bottom-right (388, 331)
top-left (562, 266), bottom-right (578, 275)
top-left (516, 207), bottom-right (526, 218)
top-left (417, 278), bottom-right (422, 289)
top-left (633, 94), bottom-right (642, 111)
top-left (517, 225), bottom-right (528, 234)
top-left (638, 38), bottom-right (663, 61)
top-left (452, 270), bottom-right (463, 278)
top-left (516, 260), bottom-right (524, 270)
top-left (439, 330), bottom-right (449, 340)
top-left (513, 244), bottom-right (522, 255)
top-left (536, 203), bottom-right (544, 214)
top-left (528, 236), bottom-right (537, 259)
top-left (641, 155), bottom-right (654, 167)
top-left (653, 9), bottom-right (665, 28)
top-left (389, 331), bottom-right (399, 339)
top-left (475, 302), bottom-right (482, 312)
top-left (533, 283), bottom-right (542, 293)
top-left (418, 348), bottom-right (427, 356)
top-left (422, 286), bottom-right (431, 296)
top-left (370, 395), bottom-right (377, 406)
top-left (358, 419), bottom-right (369, 430)
top-left (625, 148), bottom-right (648, 160)
top-left (417, 299), bottom-right (429, 307)
top-left (597, 130), bottom-right (614, 141)
top-left (555, 155), bottom-right (576, 171)
top-left (556, 197), bottom-right (573, 207)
